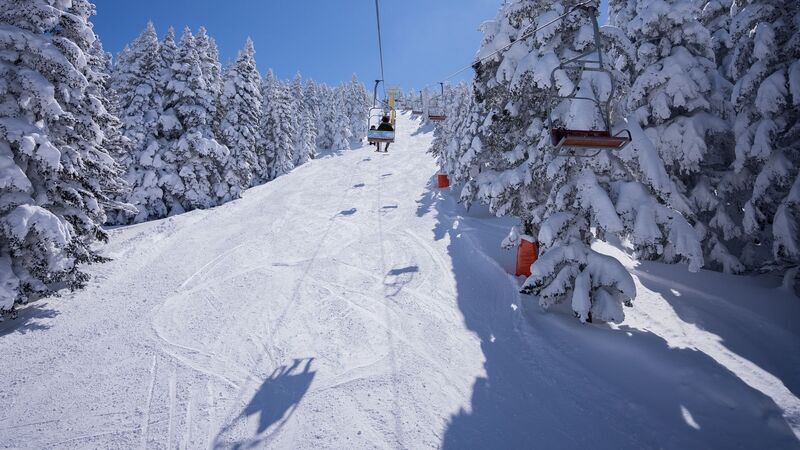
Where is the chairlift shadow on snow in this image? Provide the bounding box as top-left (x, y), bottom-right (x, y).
top-left (384, 265), bottom-right (419, 298)
top-left (424, 182), bottom-right (800, 449)
top-left (0, 305), bottom-right (58, 338)
top-left (218, 358), bottom-right (316, 449)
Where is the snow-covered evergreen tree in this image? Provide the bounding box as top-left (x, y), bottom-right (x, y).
top-left (301, 78), bottom-right (321, 161)
top-left (317, 85), bottom-right (351, 151)
top-left (194, 26), bottom-right (222, 107)
top-left (460, 0), bottom-right (554, 220)
top-left (344, 75), bottom-right (369, 144)
top-left (490, 0), bottom-right (639, 322)
top-left (160, 27), bottom-right (230, 212)
top-left (218, 38), bottom-right (262, 196)
top-left (109, 23), bottom-right (168, 223)
top-left (727, 0), bottom-right (800, 270)
top-left (290, 73), bottom-right (315, 166)
top-left (610, 0), bottom-right (734, 272)
top-left (0, 0), bottom-right (125, 313)
top-left (463, 0), bottom-right (708, 321)
top-left (260, 70), bottom-right (296, 180)
top-left (452, 98), bottom-right (488, 187)
top-left (430, 83), bottom-right (474, 177)
top-left (88, 38), bottom-right (131, 197)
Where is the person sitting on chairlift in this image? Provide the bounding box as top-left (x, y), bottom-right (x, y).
top-left (369, 125), bottom-right (377, 146)
top-left (376, 116), bottom-right (393, 153)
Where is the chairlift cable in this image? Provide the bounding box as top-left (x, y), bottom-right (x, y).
top-left (374, 0), bottom-right (387, 98)
top-left (431, 0), bottom-right (595, 87)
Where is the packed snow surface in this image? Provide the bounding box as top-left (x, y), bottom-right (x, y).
top-left (1, 114), bottom-right (799, 449)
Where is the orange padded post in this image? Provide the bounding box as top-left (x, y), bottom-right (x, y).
top-left (515, 239), bottom-right (539, 277)
top-left (437, 173), bottom-right (450, 188)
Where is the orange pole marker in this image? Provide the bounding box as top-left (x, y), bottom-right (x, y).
top-left (515, 239), bottom-right (539, 277)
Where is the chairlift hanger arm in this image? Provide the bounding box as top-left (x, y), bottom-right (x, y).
top-left (544, 4), bottom-right (633, 156)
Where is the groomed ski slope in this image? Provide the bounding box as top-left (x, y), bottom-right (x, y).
top-left (1, 114), bottom-right (799, 449)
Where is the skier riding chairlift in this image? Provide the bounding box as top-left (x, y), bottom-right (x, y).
top-left (369, 125), bottom-right (377, 147)
top-left (375, 116), bottom-right (394, 153)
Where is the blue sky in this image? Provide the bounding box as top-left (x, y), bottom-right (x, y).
top-left (91, 0), bottom-right (501, 91)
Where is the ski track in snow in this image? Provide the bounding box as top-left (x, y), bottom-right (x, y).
top-left (1, 113), bottom-right (799, 449)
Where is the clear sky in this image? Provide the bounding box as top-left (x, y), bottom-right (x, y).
top-left (91, 0), bottom-right (502, 91)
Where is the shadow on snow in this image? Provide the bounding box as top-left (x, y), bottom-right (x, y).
top-left (0, 304), bottom-right (58, 338)
top-left (422, 184), bottom-right (799, 449)
top-left (217, 358), bottom-right (316, 449)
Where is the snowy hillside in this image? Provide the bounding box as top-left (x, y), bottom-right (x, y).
top-left (1, 115), bottom-right (798, 449)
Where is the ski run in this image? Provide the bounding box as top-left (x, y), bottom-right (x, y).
top-left (2, 0), bottom-right (800, 448)
top-left (1, 114), bottom-right (799, 449)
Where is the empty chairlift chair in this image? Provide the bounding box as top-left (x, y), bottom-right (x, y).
top-left (546, 4), bottom-right (631, 157)
top-left (428, 102), bottom-right (447, 122)
top-left (427, 82), bottom-right (447, 122)
top-left (411, 99), bottom-right (424, 116)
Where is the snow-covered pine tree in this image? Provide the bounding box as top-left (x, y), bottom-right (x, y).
top-left (701, 0), bottom-right (734, 65)
top-left (460, 0), bottom-right (553, 220)
top-left (218, 38), bottom-right (262, 197)
top-left (156, 26), bottom-right (180, 138)
top-left (161, 27), bottom-right (230, 212)
top-left (609, 0), bottom-right (733, 272)
top-left (430, 83), bottom-right (474, 177)
top-left (728, 0), bottom-right (800, 272)
top-left (344, 74), bottom-right (369, 144)
top-left (88, 38), bottom-right (131, 205)
top-left (317, 84), bottom-right (351, 151)
top-left (194, 26), bottom-right (222, 108)
top-left (109, 22), bottom-right (169, 223)
top-left (256, 70), bottom-right (275, 181)
top-left (260, 70), bottom-right (297, 180)
top-left (302, 78), bottom-right (321, 161)
top-left (0, 0), bottom-right (125, 314)
top-left (464, 0), bottom-right (634, 322)
top-left (290, 73), bottom-right (315, 166)
top-left (313, 83), bottom-right (327, 142)
top-left (334, 86), bottom-right (353, 150)
top-left (452, 97), bottom-right (488, 188)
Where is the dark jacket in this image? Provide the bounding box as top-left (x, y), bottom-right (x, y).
top-left (377, 122), bottom-right (394, 132)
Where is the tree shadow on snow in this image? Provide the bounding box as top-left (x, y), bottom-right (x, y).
top-left (412, 121), bottom-right (436, 136)
top-left (633, 261), bottom-right (800, 399)
top-left (316, 146), bottom-right (352, 159)
top-left (426, 184), bottom-right (799, 450)
top-left (219, 358), bottom-right (316, 449)
top-left (0, 305), bottom-right (58, 338)
top-left (415, 177), bottom-right (439, 218)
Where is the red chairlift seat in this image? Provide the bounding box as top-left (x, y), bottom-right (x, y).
top-left (429, 114), bottom-right (447, 122)
top-left (550, 128), bottom-right (631, 149)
